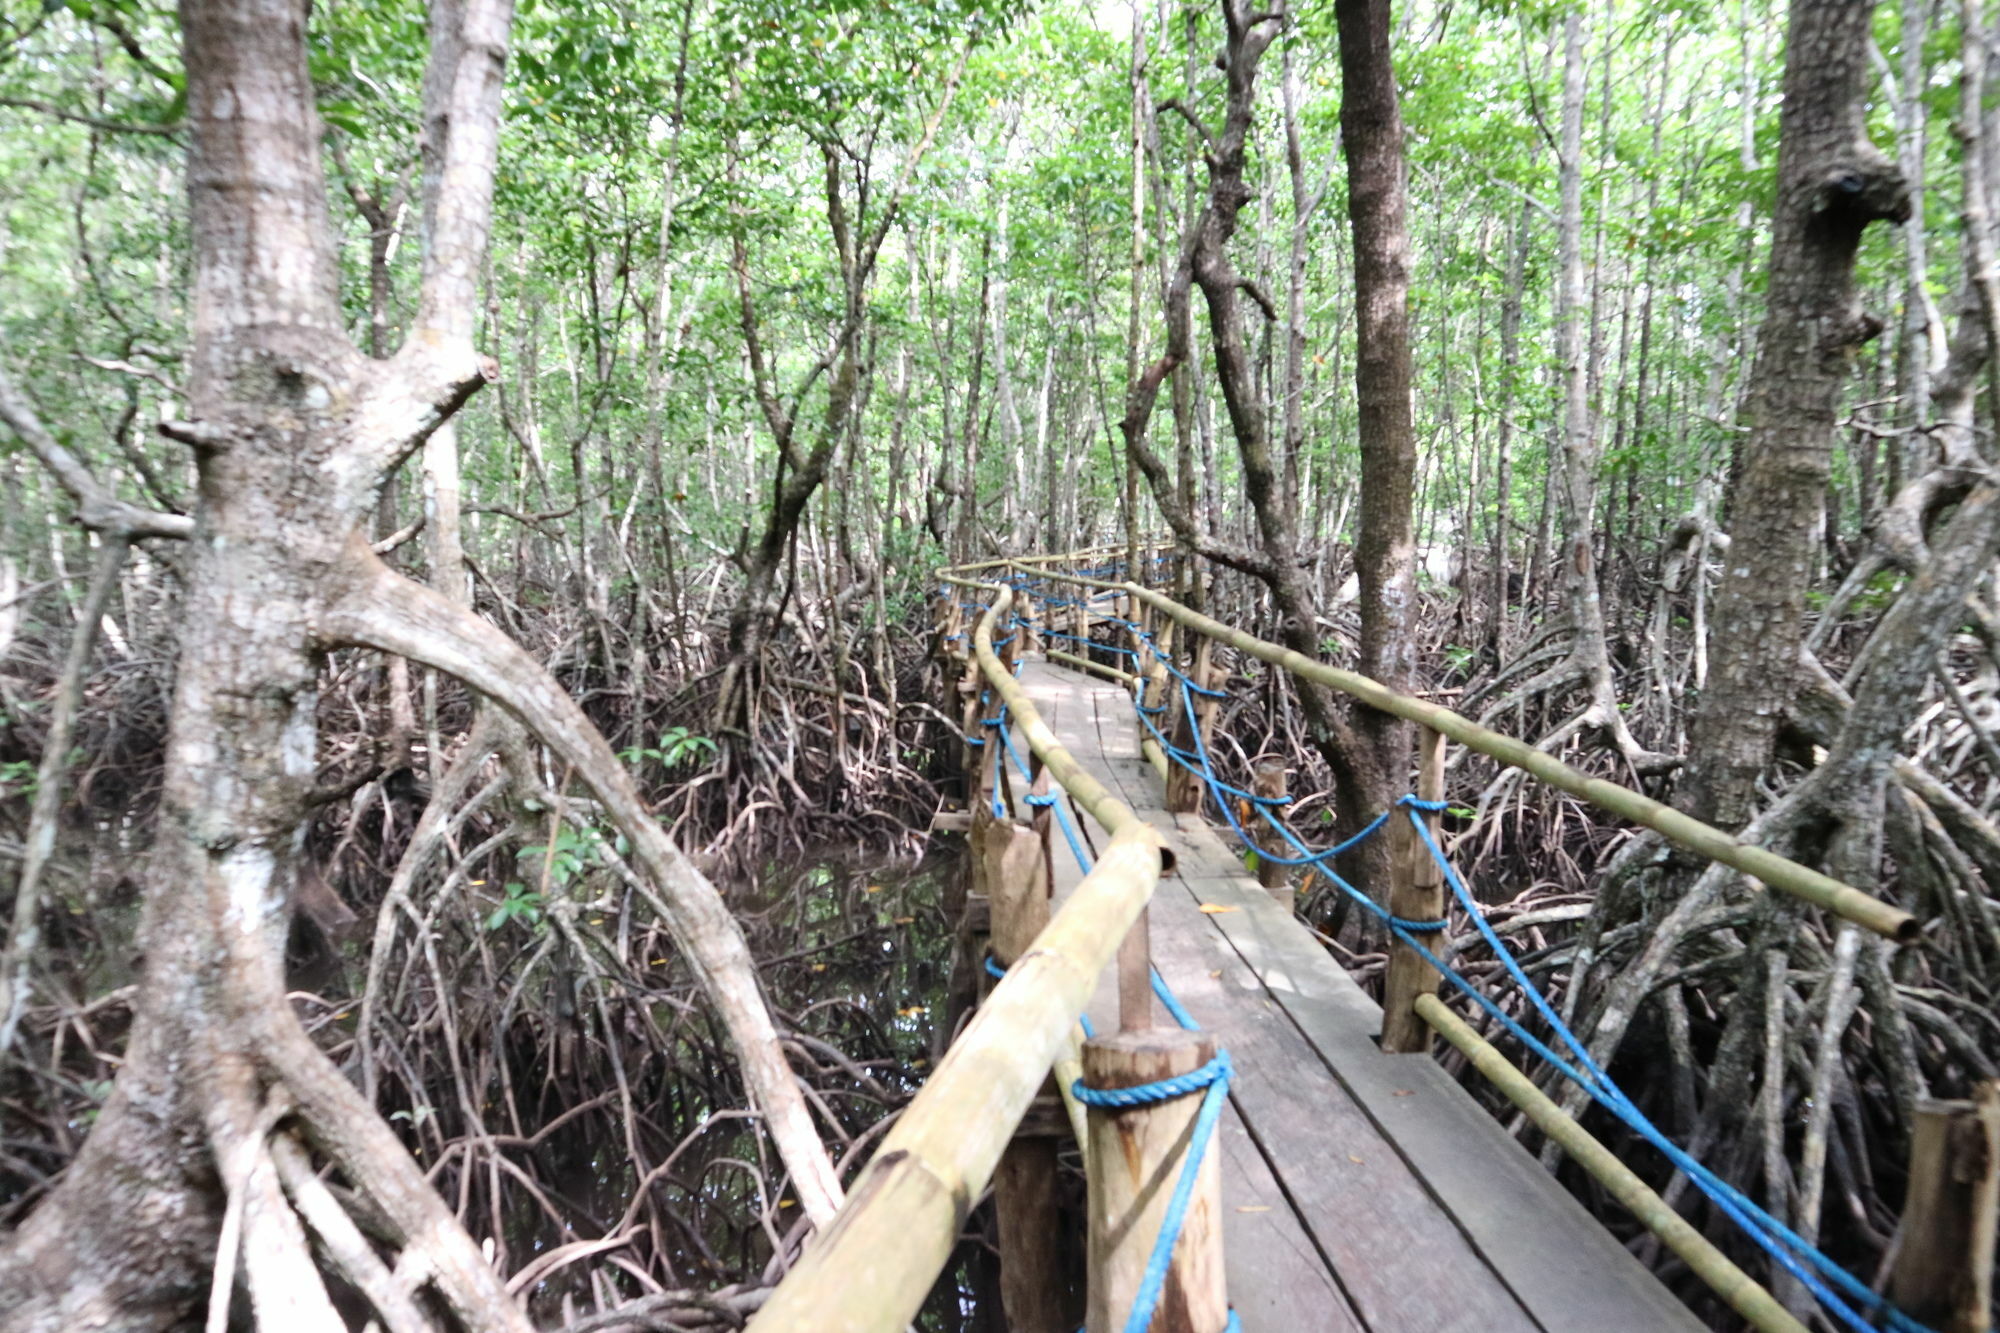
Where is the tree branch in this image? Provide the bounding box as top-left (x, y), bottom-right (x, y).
top-left (0, 95), bottom-right (182, 135)
top-left (0, 363), bottom-right (191, 539)
top-left (320, 541), bottom-right (845, 1229)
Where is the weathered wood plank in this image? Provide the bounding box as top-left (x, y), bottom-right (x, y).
top-left (1145, 855), bottom-right (1533, 1333)
top-left (1014, 657), bottom-right (1704, 1333)
top-left (1162, 820), bottom-right (1708, 1333)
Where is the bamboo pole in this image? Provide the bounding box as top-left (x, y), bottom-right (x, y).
top-left (747, 823), bottom-right (1166, 1333)
top-left (1382, 727), bottom-right (1446, 1053)
top-left (1011, 567), bottom-right (1914, 942)
top-left (752, 581), bottom-right (1180, 1333)
top-left (1050, 648), bottom-right (1134, 684)
top-left (1416, 994), bottom-right (1809, 1333)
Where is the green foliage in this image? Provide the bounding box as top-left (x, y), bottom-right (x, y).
top-left (484, 882), bottom-right (546, 933)
top-left (620, 725), bottom-right (719, 771)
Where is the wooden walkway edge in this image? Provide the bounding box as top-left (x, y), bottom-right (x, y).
top-left (1015, 657), bottom-right (1704, 1333)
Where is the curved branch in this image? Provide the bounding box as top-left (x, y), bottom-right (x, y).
top-left (0, 363), bottom-right (191, 539)
top-left (319, 539), bottom-right (844, 1229)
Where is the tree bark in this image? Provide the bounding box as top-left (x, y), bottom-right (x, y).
top-left (1681, 0), bottom-right (1910, 831)
top-left (1336, 0), bottom-right (1420, 809)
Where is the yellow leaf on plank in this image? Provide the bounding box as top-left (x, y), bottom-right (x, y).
top-left (1197, 903), bottom-right (1238, 914)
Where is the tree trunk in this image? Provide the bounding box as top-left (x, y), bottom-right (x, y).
top-left (1336, 0), bottom-right (1420, 804)
top-left (1681, 0), bottom-right (1909, 831)
top-left (0, 2), bottom-right (843, 1323)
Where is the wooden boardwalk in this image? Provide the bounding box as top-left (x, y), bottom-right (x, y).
top-left (1010, 657), bottom-right (1704, 1333)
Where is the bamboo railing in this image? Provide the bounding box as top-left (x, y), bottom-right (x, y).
top-left (1018, 562), bottom-right (1916, 943)
top-left (747, 582), bottom-right (1169, 1333)
top-left (749, 548), bottom-right (1948, 1333)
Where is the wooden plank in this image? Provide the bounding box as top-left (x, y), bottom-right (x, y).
top-left (1213, 1110), bottom-right (1363, 1333)
top-left (1019, 657), bottom-right (1701, 1332)
top-left (1146, 855), bottom-right (1532, 1333)
top-left (1165, 824), bottom-right (1708, 1333)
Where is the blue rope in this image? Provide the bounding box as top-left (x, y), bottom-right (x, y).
top-left (1027, 791), bottom-right (1095, 871)
top-left (1071, 1049), bottom-right (1230, 1108)
top-left (1397, 807), bottom-right (1934, 1333)
top-left (1029, 615), bottom-right (1935, 1333)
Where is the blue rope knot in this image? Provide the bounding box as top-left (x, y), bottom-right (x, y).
top-left (1071, 1049), bottom-right (1232, 1109)
top-left (1024, 792), bottom-right (1059, 807)
top-left (1397, 795), bottom-right (1451, 813)
top-left (1389, 914), bottom-right (1449, 932)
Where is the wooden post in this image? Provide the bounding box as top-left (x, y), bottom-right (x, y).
top-left (1083, 1029), bottom-right (1228, 1333)
top-left (934, 591), bottom-right (959, 664)
top-left (1117, 908), bottom-right (1152, 1031)
top-left (987, 818), bottom-right (1066, 1333)
top-left (1145, 620), bottom-right (1172, 719)
top-left (1381, 726), bottom-right (1446, 1054)
top-left (957, 653), bottom-right (983, 781)
top-left (1251, 760), bottom-right (1291, 913)
top-left (1890, 1082), bottom-right (2000, 1333)
top-left (1164, 642), bottom-right (1219, 816)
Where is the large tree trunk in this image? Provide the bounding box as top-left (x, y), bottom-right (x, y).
top-left (1681, 0), bottom-right (1909, 831)
top-left (1120, 0), bottom-right (1401, 898)
top-left (0, 1), bottom-right (841, 1324)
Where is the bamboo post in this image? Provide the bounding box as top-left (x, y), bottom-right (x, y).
top-left (1083, 1030), bottom-right (1228, 1333)
top-left (1890, 1082), bottom-right (2000, 1333)
top-left (1381, 726), bottom-right (1446, 1054)
top-left (1251, 760), bottom-right (1291, 912)
top-left (1164, 642), bottom-right (1220, 816)
top-left (987, 818), bottom-right (1065, 1333)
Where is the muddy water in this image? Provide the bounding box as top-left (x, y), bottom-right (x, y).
top-left (511, 849), bottom-right (1003, 1329)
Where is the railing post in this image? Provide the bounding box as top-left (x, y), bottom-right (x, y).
top-left (1083, 1031), bottom-right (1228, 1333)
top-left (1382, 725), bottom-right (1446, 1054)
top-left (1164, 641), bottom-right (1219, 816)
top-left (933, 591), bottom-right (955, 660)
top-left (1890, 1081), bottom-right (2000, 1333)
top-left (1145, 619), bottom-right (1172, 717)
top-left (987, 815), bottom-right (1066, 1333)
top-left (1252, 759), bottom-right (1291, 913)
